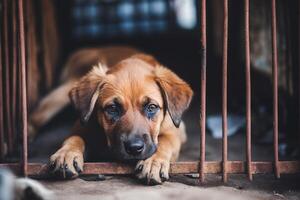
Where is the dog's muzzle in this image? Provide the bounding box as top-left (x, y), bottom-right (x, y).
top-left (124, 137), bottom-right (145, 156)
top-left (111, 133), bottom-right (157, 161)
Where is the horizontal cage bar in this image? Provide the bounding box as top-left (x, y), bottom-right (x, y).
top-left (1, 161), bottom-right (300, 177)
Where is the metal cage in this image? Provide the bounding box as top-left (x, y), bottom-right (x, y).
top-left (0, 0), bottom-right (300, 183)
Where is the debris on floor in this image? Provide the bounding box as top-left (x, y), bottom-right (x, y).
top-left (80, 174), bottom-right (111, 182)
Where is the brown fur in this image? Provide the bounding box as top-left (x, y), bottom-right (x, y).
top-left (29, 46), bottom-right (193, 185)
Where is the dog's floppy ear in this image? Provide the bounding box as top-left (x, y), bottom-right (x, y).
top-left (69, 63), bottom-right (107, 124)
top-left (154, 66), bottom-right (193, 127)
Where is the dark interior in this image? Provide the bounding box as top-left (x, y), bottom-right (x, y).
top-left (29, 0), bottom-right (300, 163)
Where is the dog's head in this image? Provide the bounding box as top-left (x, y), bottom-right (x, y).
top-left (69, 57), bottom-right (193, 161)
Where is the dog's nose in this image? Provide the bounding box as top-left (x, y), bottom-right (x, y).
top-left (124, 138), bottom-right (144, 155)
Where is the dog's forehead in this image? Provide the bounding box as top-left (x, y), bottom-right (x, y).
top-left (102, 58), bottom-right (163, 105)
top-left (108, 59), bottom-right (154, 86)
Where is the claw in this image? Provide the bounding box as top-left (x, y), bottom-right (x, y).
top-left (65, 168), bottom-right (76, 178)
top-left (74, 160), bottom-right (82, 173)
top-left (48, 161), bottom-right (55, 171)
top-left (135, 157), bottom-right (170, 185)
top-left (61, 165), bottom-right (66, 178)
top-left (135, 164), bottom-right (143, 173)
top-left (160, 172), bottom-right (167, 182)
top-left (49, 149), bottom-right (84, 180)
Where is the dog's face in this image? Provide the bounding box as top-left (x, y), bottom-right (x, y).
top-left (69, 57), bottom-right (193, 161)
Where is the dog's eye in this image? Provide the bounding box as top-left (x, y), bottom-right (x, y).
top-left (105, 104), bottom-right (119, 114)
top-left (144, 104), bottom-right (159, 119)
top-left (104, 104), bottom-right (121, 120)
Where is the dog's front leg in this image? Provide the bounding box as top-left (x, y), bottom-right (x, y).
top-left (135, 131), bottom-right (181, 185)
top-left (50, 135), bottom-right (85, 179)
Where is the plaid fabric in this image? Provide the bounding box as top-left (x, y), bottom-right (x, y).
top-left (71, 0), bottom-right (179, 38)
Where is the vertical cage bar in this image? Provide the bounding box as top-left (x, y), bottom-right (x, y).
top-left (0, 12), bottom-right (3, 159)
top-left (11, 0), bottom-right (18, 149)
top-left (298, 0), bottom-right (300, 156)
top-left (222, 0), bottom-right (229, 183)
top-left (18, 0), bottom-right (28, 176)
top-left (271, 0), bottom-right (280, 179)
top-left (3, 0), bottom-right (13, 154)
top-left (199, 0), bottom-right (207, 183)
top-left (244, 0), bottom-right (252, 181)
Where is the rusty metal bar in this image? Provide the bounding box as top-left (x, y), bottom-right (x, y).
top-left (11, 0), bottom-right (18, 148)
top-left (271, 0), bottom-right (280, 179)
top-left (3, 0), bottom-right (13, 154)
top-left (1, 161), bottom-right (299, 177)
top-left (0, 10), bottom-right (4, 159)
top-left (199, 0), bottom-right (206, 183)
top-left (299, 0), bottom-right (300, 156)
top-left (222, 0), bottom-right (229, 183)
top-left (18, 0), bottom-right (28, 176)
top-left (244, 0), bottom-right (252, 181)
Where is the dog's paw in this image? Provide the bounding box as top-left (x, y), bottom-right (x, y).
top-left (49, 148), bottom-right (83, 179)
top-left (135, 156), bottom-right (170, 185)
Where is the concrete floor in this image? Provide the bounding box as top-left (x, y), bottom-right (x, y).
top-left (40, 174), bottom-right (300, 200)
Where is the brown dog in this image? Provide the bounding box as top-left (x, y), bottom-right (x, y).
top-left (29, 46), bottom-right (193, 185)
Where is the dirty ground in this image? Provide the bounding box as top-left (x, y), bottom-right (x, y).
top-left (40, 174), bottom-right (300, 200)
